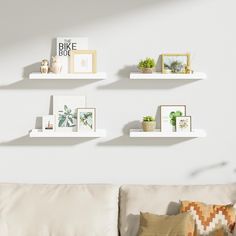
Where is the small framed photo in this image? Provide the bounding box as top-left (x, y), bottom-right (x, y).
top-left (162, 54), bottom-right (190, 74)
top-left (176, 116), bottom-right (192, 132)
top-left (77, 108), bottom-right (96, 132)
top-left (70, 50), bottom-right (97, 73)
top-left (42, 115), bottom-right (55, 132)
top-left (160, 105), bottom-right (186, 132)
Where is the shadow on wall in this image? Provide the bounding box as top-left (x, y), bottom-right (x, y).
top-left (97, 62), bottom-right (198, 90)
top-left (188, 162), bottom-right (228, 178)
top-left (98, 120), bottom-right (195, 147)
top-left (0, 39), bottom-right (99, 90)
top-left (0, 0), bottom-right (186, 46)
top-left (0, 135), bottom-right (96, 146)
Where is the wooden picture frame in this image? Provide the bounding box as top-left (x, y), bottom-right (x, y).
top-left (176, 116), bottom-right (192, 132)
top-left (77, 108), bottom-right (96, 132)
top-left (160, 105), bottom-right (187, 132)
top-left (70, 50), bottom-right (97, 74)
top-left (161, 53), bottom-right (190, 74)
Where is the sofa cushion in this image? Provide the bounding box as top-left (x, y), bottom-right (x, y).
top-left (0, 183), bottom-right (119, 236)
top-left (138, 212), bottom-right (195, 236)
top-left (119, 184), bottom-right (236, 236)
top-left (180, 201), bottom-right (236, 235)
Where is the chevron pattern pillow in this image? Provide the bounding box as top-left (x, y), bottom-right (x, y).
top-left (180, 201), bottom-right (236, 236)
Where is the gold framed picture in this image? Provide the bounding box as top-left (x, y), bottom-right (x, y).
top-left (70, 50), bottom-right (97, 73)
top-left (162, 53), bottom-right (190, 74)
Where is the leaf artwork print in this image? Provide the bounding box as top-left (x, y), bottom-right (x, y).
top-left (79, 112), bottom-right (93, 129)
top-left (58, 105), bottom-right (77, 127)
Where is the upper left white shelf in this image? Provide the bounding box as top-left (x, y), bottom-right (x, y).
top-left (29, 72), bottom-right (107, 80)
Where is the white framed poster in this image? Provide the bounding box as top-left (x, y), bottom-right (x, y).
top-left (53, 96), bottom-right (86, 132)
top-left (77, 108), bottom-right (96, 132)
top-left (160, 105), bottom-right (186, 132)
top-left (56, 37), bottom-right (88, 73)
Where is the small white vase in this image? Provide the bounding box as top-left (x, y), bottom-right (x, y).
top-left (50, 56), bottom-right (62, 74)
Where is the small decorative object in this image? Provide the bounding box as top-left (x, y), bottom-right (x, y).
top-left (42, 115), bottom-right (55, 132)
top-left (50, 56), bottom-right (62, 74)
top-left (40, 59), bottom-right (49, 74)
top-left (138, 58), bottom-right (156, 73)
top-left (160, 105), bottom-right (186, 132)
top-left (53, 96), bottom-right (86, 132)
top-left (176, 116), bottom-right (192, 132)
top-left (56, 37), bottom-right (88, 73)
top-left (70, 50), bottom-right (96, 73)
top-left (185, 65), bottom-right (192, 74)
top-left (142, 116), bottom-right (156, 132)
top-left (162, 54), bottom-right (190, 74)
top-left (77, 108), bottom-right (96, 132)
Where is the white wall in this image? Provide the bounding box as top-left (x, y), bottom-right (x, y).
top-left (0, 0), bottom-right (235, 185)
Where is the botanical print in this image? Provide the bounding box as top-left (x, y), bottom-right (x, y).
top-left (74, 54), bottom-right (92, 73)
top-left (53, 96), bottom-right (86, 132)
top-left (77, 108), bottom-right (96, 132)
top-left (176, 116), bottom-right (191, 132)
top-left (169, 111), bottom-right (183, 127)
top-left (42, 115), bottom-right (55, 132)
top-left (162, 54), bottom-right (189, 73)
top-left (70, 50), bottom-right (96, 73)
top-left (58, 105), bottom-right (77, 128)
top-left (161, 105), bottom-right (186, 132)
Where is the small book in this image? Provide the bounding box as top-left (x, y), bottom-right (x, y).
top-left (56, 37), bottom-right (88, 73)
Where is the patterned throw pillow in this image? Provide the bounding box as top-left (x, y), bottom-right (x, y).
top-left (180, 201), bottom-right (236, 236)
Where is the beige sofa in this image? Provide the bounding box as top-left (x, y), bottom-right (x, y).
top-left (0, 183), bottom-right (235, 236)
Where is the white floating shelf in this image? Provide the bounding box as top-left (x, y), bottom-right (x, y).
top-left (29, 129), bottom-right (106, 138)
top-left (130, 72), bottom-right (207, 80)
top-left (129, 129), bottom-right (206, 138)
top-left (29, 72), bottom-right (107, 80)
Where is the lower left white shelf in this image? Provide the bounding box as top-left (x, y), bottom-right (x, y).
top-left (29, 129), bottom-right (106, 138)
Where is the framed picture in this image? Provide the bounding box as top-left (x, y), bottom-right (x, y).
top-left (70, 50), bottom-right (97, 73)
top-left (53, 96), bottom-right (86, 132)
top-left (77, 108), bottom-right (96, 132)
top-left (56, 37), bottom-right (88, 73)
top-left (176, 116), bottom-right (192, 132)
top-left (160, 105), bottom-right (186, 132)
top-left (42, 115), bottom-right (55, 132)
top-left (162, 54), bottom-right (190, 74)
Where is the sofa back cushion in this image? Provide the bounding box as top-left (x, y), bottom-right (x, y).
top-left (119, 184), bottom-right (236, 236)
top-left (0, 183), bottom-right (119, 236)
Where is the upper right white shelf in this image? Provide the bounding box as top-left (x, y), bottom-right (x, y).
top-left (130, 72), bottom-right (207, 80)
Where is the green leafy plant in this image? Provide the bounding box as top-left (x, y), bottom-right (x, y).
top-left (58, 105), bottom-right (76, 127)
top-left (164, 60), bottom-right (184, 73)
top-left (80, 112), bottom-right (93, 129)
top-left (138, 58), bottom-right (156, 69)
top-left (169, 111), bottom-right (182, 126)
top-left (143, 116), bottom-right (156, 122)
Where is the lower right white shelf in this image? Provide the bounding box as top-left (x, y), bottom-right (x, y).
top-left (129, 129), bottom-right (207, 138)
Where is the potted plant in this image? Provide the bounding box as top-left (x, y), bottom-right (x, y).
top-left (142, 116), bottom-right (156, 132)
top-left (138, 58), bottom-right (156, 73)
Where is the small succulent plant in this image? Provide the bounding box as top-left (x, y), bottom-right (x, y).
top-left (138, 58), bottom-right (156, 69)
top-left (143, 116), bottom-right (156, 122)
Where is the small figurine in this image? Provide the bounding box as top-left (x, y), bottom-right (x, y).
top-left (185, 65), bottom-right (192, 74)
top-left (40, 59), bottom-right (49, 74)
top-left (50, 56), bottom-right (62, 74)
